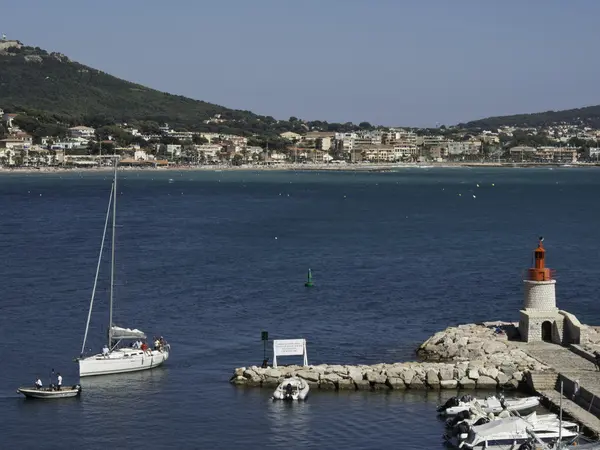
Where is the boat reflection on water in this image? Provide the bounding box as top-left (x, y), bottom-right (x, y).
top-left (266, 395), bottom-right (312, 447)
top-left (81, 366), bottom-right (168, 399)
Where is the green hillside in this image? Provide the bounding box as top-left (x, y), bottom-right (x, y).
top-left (461, 105), bottom-right (600, 129)
top-left (0, 43), bottom-right (312, 137)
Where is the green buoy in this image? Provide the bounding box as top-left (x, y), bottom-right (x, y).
top-left (304, 268), bottom-right (314, 287)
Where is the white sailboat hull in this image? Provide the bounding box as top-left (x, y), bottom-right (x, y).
top-left (79, 347), bottom-right (170, 377)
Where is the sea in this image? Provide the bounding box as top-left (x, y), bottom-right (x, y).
top-left (1, 166), bottom-right (599, 449)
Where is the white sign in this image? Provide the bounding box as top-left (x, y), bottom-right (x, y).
top-left (273, 338), bottom-right (308, 368)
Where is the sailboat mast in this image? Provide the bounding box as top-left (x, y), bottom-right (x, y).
top-left (108, 157), bottom-right (117, 348)
top-left (80, 181), bottom-right (114, 356)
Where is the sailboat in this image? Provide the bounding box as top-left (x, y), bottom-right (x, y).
top-left (77, 158), bottom-right (170, 377)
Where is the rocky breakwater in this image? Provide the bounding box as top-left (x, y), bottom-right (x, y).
top-left (230, 322), bottom-right (550, 391)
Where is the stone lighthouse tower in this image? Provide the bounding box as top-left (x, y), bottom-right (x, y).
top-left (518, 237), bottom-right (563, 343)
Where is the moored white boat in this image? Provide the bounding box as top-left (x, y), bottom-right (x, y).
top-left (272, 377), bottom-right (309, 401)
top-left (445, 412), bottom-right (579, 449)
top-left (439, 394), bottom-right (540, 416)
top-left (17, 385), bottom-right (82, 399)
top-left (77, 159), bottom-right (170, 377)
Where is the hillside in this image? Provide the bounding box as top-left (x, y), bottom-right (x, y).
top-left (0, 41), bottom-right (311, 136)
top-left (461, 105), bottom-right (600, 130)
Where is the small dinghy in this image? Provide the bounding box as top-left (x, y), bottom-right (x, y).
top-left (272, 377), bottom-right (309, 401)
top-left (438, 394), bottom-right (540, 416)
top-left (17, 385), bottom-right (82, 399)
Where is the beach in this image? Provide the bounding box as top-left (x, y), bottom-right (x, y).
top-left (0, 161), bottom-right (598, 174)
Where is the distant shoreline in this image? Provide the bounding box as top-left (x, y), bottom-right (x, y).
top-left (0, 161), bottom-right (598, 174)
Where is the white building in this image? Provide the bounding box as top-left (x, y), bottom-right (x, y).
top-left (585, 147), bottom-right (600, 160)
top-left (69, 126), bottom-right (95, 139)
top-left (394, 143), bottom-right (419, 159)
top-left (446, 142), bottom-right (480, 155)
top-left (193, 144), bottom-right (222, 160)
top-left (166, 144), bottom-right (182, 156)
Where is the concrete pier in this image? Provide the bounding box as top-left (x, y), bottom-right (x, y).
top-left (523, 341), bottom-right (600, 437)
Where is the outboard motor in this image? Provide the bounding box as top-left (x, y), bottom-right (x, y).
top-left (452, 422), bottom-right (470, 438)
top-left (437, 396), bottom-right (460, 412)
top-left (472, 417), bottom-right (490, 426)
top-left (284, 383), bottom-right (294, 400)
top-left (445, 410), bottom-right (471, 428)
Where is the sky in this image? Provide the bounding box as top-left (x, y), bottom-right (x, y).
top-left (2, 0), bottom-right (600, 127)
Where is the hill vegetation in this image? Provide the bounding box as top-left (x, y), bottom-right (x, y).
top-left (0, 42), bottom-right (375, 141)
top-left (461, 105), bottom-right (600, 130)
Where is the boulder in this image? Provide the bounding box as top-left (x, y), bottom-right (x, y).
top-left (337, 379), bottom-right (356, 390)
top-left (231, 376), bottom-right (247, 386)
top-left (496, 372), bottom-right (511, 386)
top-left (296, 370), bottom-right (320, 382)
top-left (481, 367), bottom-right (499, 380)
top-left (319, 380), bottom-right (337, 390)
top-left (459, 377), bottom-right (476, 389)
top-left (386, 377), bottom-right (406, 390)
top-left (454, 366), bottom-right (467, 380)
top-left (386, 366), bottom-right (405, 378)
top-left (234, 367), bottom-right (245, 377)
top-left (409, 378), bottom-right (427, 389)
top-left (499, 364), bottom-right (517, 375)
top-left (445, 343), bottom-right (459, 358)
top-left (348, 367), bottom-right (364, 383)
top-left (401, 369), bottom-right (416, 385)
top-left (466, 342), bottom-right (484, 351)
top-left (440, 380), bottom-right (458, 389)
top-left (372, 383), bottom-right (390, 390)
top-left (439, 367), bottom-right (454, 381)
top-left (468, 360), bottom-right (485, 369)
top-left (476, 376), bottom-right (497, 389)
top-left (355, 379), bottom-right (371, 390)
top-left (264, 369), bottom-right (282, 379)
top-left (426, 369), bottom-right (440, 387)
top-left (511, 372), bottom-right (523, 382)
top-left (321, 373), bottom-right (342, 384)
top-left (468, 368), bottom-right (480, 380)
top-left (325, 365), bottom-right (347, 375)
top-left (456, 336), bottom-right (469, 347)
top-left (483, 341), bottom-right (507, 354)
top-left (365, 372), bottom-right (387, 384)
top-left (505, 379), bottom-right (520, 390)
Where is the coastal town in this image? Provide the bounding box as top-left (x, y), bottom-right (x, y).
top-left (1, 107), bottom-right (600, 169)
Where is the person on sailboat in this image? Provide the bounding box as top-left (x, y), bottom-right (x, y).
top-left (56, 373), bottom-right (62, 391)
top-left (35, 377), bottom-right (42, 389)
top-left (102, 344), bottom-right (109, 356)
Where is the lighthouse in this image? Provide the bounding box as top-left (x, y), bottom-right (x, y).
top-left (518, 237), bottom-right (564, 343)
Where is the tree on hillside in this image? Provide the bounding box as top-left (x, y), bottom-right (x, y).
top-left (232, 154), bottom-right (243, 166)
top-left (192, 135), bottom-right (209, 145)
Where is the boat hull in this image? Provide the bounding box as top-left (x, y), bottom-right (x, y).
top-left (443, 397), bottom-right (540, 416)
top-left (79, 348), bottom-right (170, 377)
top-left (17, 386), bottom-right (81, 399)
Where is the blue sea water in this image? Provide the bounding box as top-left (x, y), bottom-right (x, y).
top-left (1, 167), bottom-right (599, 449)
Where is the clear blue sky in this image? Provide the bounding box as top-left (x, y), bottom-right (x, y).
top-left (3, 0), bottom-right (599, 127)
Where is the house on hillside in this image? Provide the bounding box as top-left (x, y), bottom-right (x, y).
top-left (0, 133), bottom-right (33, 150)
top-left (69, 126), bottom-right (95, 139)
top-left (303, 131), bottom-right (335, 151)
top-left (280, 131), bottom-right (302, 141)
